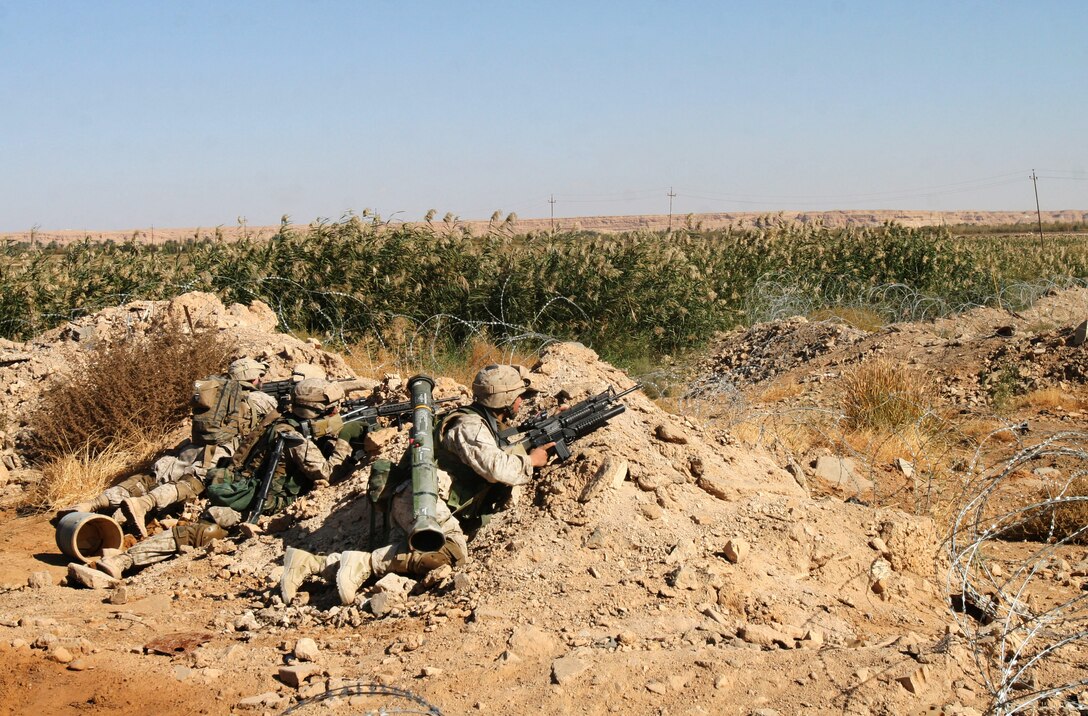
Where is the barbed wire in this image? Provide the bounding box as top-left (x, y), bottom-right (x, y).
top-left (281, 682), bottom-right (444, 715)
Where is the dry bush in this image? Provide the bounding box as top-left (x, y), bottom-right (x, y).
top-left (1016, 475), bottom-right (1088, 544)
top-left (30, 322), bottom-right (236, 461)
top-left (840, 359), bottom-right (934, 431)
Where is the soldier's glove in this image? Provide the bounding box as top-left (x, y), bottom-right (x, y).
top-left (338, 420), bottom-right (368, 444)
top-left (311, 414), bottom-right (345, 439)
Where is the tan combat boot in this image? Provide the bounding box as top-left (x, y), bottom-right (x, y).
top-left (281, 547), bottom-right (325, 605)
top-left (97, 554), bottom-right (134, 579)
top-left (60, 493), bottom-right (111, 516)
top-left (336, 551), bottom-right (373, 606)
top-left (120, 494), bottom-right (156, 538)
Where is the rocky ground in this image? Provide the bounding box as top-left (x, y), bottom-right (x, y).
top-left (1, 292), bottom-right (1087, 715)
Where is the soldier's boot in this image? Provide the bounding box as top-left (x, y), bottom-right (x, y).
top-left (58, 492), bottom-right (111, 517)
top-left (336, 550), bottom-right (374, 606)
top-left (97, 553), bottom-right (134, 579)
top-left (120, 495), bottom-right (157, 538)
top-left (122, 483), bottom-right (183, 538)
top-left (281, 547), bottom-right (326, 605)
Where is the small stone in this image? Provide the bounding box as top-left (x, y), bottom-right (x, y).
top-left (714, 674), bottom-right (731, 690)
top-left (897, 665), bottom-right (932, 694)
top-left (27, 571), bottom-right (51, 589)
top-left (67, 658), bottom-right (89, 671)
top-left (109, 586), bottom-right (129, 605)
top-left (452, 572), bottom-right (475, 592)
top-left (368, 592), bottom-right (395, 618)
top-left (551, 655), bottom-right (588, 685)
top-left (645, 681), bottom-right (668, 694)
top-left (617, 630), bottom-right (639, 646)
top-left (508, 625), bottom-right (559, 658)
top-left (10, 639), bottom-right (27, 650)
top-left (723, 538), bottom-right (749, 564)
top-left (1070, 319), bottom-right (1088, 347)
top-left (364, 427), bottom-right (398, 453)
top-left (654, 424), bottom-right (689, 444)
top-left (640, 503), bottom-right (663, 520)
top-left (294, 637), bottom-right (320, 662)
top-left (50, 647), bottom-right (74, 664)
top-left (237, 692), bottom-right (286, 710)
top-left (578, 457), bottom-right (628, 502)
top-left (233, 612), bottom-right (259, 632)
top-left (420, 666), bottom-right (443, 678)
top-left (173, 665), bottom-right (192, 681)
top-left (278, 663), bottom-right (322, 688)
top-left (66, 563), bottom-right (117, 590)
top-left (855, 668), bottom-right (871, 683)
top-left (868, 537), bottom-right (889, 555)
top-left (738, 624), bottom-right (790, 649)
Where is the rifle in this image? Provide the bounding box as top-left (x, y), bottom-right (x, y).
top-left (304, 393), bottom-right (461, 437)
top-left (246, 433), bottom-right (285, 524)
top-left (500, 383), bottom-right (642, 462)
top-left (261, 378), bottom-right (369, 413)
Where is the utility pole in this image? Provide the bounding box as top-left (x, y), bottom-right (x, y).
top-left (667, 187), bottom-right (677, 231)
top-left (1030, 170), bottom-right (1044, 246)
top-left (549, 194), bottom-right (556, 234)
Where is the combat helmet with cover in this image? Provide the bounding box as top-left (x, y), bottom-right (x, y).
top-left (292, 378), bottom-right (345, 419)
top-left (471, 364), bottom-right (531, 409)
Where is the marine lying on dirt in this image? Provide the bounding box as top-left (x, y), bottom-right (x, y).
top-left (59, 357), bottom-right (278, 526)
top-left (281, 365), bottom-right (553, 606)
top-left (96, 377), bottom-right (363, 578)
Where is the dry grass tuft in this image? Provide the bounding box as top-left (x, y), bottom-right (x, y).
top-left (755, 379), bottom-right (806, 404)
top-left (29, 322), bottom-right (235, 461)
top-left (840, 359), bottom-right (935, 431)
top-left (807, 306), bottom-right (885, 332)
top-left (23, 432), bottom-right (175, 512)
top-left (344, 331), bottom-right (539, 388)
top-left (1009, 387), bottom-right (1088, 412)
top-left (1016, 476), bottom-right (1088, 544)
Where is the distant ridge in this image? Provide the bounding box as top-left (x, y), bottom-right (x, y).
top-left (4, 209), bottom-right (1087, 246)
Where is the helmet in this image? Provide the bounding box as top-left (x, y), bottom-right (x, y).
top-left (291, 363), bottom-right (327, 383)
top-left (292, 378), bottom-right (345, 419)
top-left (228, 357), bottom-right (269, 383)
top-left (471, 364), bottom-right (529, 409)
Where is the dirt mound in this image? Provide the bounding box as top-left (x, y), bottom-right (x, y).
top-left (0, 308), bottom-right (992, 714)
top-left (699, 317), bottom-right (868, 387)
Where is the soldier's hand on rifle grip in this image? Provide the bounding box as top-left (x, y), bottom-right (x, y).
top-left (530, 442), bottom-right (555, 468)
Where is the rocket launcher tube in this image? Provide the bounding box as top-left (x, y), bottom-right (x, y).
top-left (407, 375), bottom-right (446, 553)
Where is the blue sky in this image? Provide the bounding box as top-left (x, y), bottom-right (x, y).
top-left (2, 1), bottom-right (1085, 231)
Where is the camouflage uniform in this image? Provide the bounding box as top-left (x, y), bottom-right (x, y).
top-left (281, 365), bottom-right (532, 606)
top-left (98, 380), bottom-right (353, 579)
top-left (119, 360), bottom-right (279, 535)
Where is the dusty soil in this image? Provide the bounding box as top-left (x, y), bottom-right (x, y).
top-left (4, 210), bottom-right (1086, 246)
top-left (1, 292), bottom-right (1087, 714)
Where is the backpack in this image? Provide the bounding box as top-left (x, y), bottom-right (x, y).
top-left (191, 376), bottom-right (252, 447)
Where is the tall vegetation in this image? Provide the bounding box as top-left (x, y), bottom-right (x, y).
top-left (3, 219), bottom-right (1088, 364)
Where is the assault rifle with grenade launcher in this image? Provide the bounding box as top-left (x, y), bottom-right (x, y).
top-left (499, 383), bottom-right (642, 462)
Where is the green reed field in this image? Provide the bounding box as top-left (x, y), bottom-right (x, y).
top-left (3, 218), bottom-right (1087, 366)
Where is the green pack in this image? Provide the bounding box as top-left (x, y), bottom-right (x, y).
top-left (204, 467), bottom-right (258, 511)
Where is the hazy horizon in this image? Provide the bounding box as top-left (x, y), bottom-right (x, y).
top-left (3, 1), bottom-right (1085, 232)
